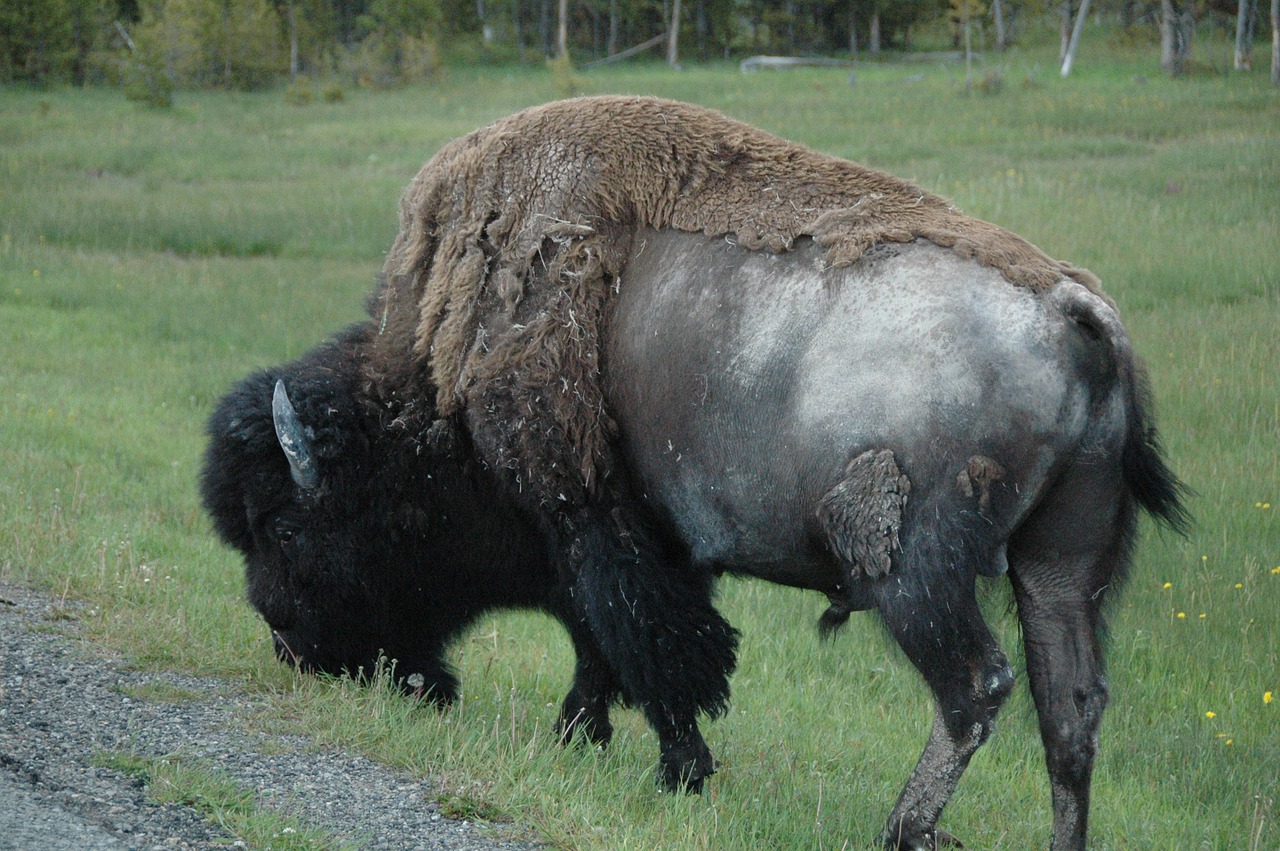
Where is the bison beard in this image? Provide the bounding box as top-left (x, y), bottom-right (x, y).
top-left (203, 98), bottom-right (1188, 850)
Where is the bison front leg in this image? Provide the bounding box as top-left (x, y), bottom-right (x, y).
top-left (556, 618), bottom-right (621, 749)
top-left (566, 503), bottom-right (739, 793)
top-left (874, 528), bottom-right (1014, 850)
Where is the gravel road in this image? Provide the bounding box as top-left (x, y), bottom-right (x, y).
top-left (0, 583), bottom-right (542, 851)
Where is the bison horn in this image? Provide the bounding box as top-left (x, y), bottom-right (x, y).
top-left (271, 380), bottom-right (319, 491)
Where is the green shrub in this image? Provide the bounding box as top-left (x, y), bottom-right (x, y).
top-left (122, 50), bottom-right (174, 108)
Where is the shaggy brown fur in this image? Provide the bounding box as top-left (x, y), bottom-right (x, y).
top-left (369, 96), bottom-right (1102, 507)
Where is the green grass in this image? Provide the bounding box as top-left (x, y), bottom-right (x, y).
top-left (2, 40), bottom-right (1277, 849)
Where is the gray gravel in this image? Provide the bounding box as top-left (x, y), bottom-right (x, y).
top-left (0, 584), bottom-right (542, 850)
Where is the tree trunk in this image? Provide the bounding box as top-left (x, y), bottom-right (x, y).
top-left (869, 9), bottom-right (880, 54)
top-left (697, 0), bottom-right (709, 59)
top-left (540, 0), bottom-right (551, 57)
top-left (222, 0), bottom-right (232, 88)
top-left (1061, 0), bottom-right (1091, 76)
top-left (1272, 0), bottom-right (1279, 83)
top-left (557, 0), bottom-right (568, 58)
top-left (1161, 0), bottom-right (1177, 70)
top-left (964, 7), bottom-right (973, 88)
top-left (287, 3), bottom-right (299, 77)
top-left (667, 0), bottom-right (681, 65)
top-left (608, 0), bottom-right (618, 55)
top-left (993, 0), bottom-right (1006, 51)
top-left (1176, 4), bottom-right (1195, 73)
top-left (849, 4), bottom-right (857, 54)
top-left (1236, 0), bottom-right (1252, 68)
top-left (1060, 0), bottom-right (1072, 62)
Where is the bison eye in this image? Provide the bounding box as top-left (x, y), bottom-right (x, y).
top-left (273, 522), bottom-right (299, 547)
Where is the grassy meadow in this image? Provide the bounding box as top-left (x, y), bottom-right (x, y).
top-left (2, 40), bottom-right (1277, 849)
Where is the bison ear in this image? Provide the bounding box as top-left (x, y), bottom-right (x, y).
top-left (271, 379), bottom-right (320, 491)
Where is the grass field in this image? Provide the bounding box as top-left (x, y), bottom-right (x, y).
top-left (2, 39), bottom-right (1277, 849)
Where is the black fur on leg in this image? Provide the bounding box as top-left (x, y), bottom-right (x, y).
top-left (556, 618), bottom-right (622, 748)
top-left (564, 501), bottom-right (739, 791)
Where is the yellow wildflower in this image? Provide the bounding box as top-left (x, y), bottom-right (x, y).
top-left (1266, 692), bottom-right (1273, 705)
top-left (1234, 583), bottom-right (1243, 590)
top-left (1163, 582), bottom-right (1172, 590)
top-left (1198, 613), bottom-right (1206, 619)
top-left (1205, 711), bottom-right (1216, 718)
top-left (1225, 739), bottom-right (1233, 745)
top-left (1177, 612), bottom-right (1186, 619)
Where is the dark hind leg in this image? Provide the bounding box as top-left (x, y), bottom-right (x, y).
top-left (566, 502), bottom-right (739, 793)
top-left (875, 523), bottom-right (1015, 850)
top-left (1008, 475), bottom-right (1134, 851)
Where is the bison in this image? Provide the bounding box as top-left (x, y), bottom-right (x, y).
top-left (201, 97), bottom-right (1185, 850)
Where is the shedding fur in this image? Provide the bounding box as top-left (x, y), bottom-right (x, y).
top-left (818, 449), bottom-right (911, 580)
top-left (956, 455), bottom-right (1005, 513)
top-left (370, 96), bottom-right (1103, 507)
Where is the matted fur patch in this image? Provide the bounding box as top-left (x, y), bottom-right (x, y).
top-left (368, 96), bottom-right (1102, 508)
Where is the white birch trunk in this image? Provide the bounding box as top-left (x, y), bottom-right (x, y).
top-left (1235, 0), bottom-right (1251, 68)
top-left (1272, 0), bottom-right (1279, 84)
top-left (667, 0), bottom-right (681, 65)
top-left (1061, 0), bottom-right (1091, 76)
top-left (1161, 0), bottom-right (1177, 71)
top-left (557, 0), bottom-right (568, 58)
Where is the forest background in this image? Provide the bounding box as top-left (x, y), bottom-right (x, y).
top-left (3, 0), bottom-right (1279, 96)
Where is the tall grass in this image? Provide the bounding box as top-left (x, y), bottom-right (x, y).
top-left (1, 42), bottom-right (1276, 849)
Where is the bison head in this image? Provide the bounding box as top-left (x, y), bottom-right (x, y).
top-left (199, 323), bottom-right (553, 702)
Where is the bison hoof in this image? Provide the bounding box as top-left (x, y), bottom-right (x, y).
top-left (882, 827), bottom-right (965, 850)
top-left (658, 742), bottom-right (717, 794)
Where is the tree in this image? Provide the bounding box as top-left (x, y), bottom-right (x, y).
top-left (135, 0), bottom-right (285, 89)
top-left (1060, 0), bottom-right (1090, 75)
top-left (277, 0), bottom-right (338, 76)
top-left (0, 0), bottom-right (80, 82)
top-left (1272, 0), bottom-right (1279, 83)
top-left (950, 0), bottom-right (984, 87)
top-left (1234, 0), bottom-right (1254, 69)
top-left (557, 0), bottom-right (567, 56)
top-left (667, 0), bottom-right (681, 64)
top-left (1160, 0), bottom-right (1194, 75)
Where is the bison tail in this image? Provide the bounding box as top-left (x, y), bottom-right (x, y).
top-left (1054, 281), bottom-right (1191, 536)
top-left (1120, 361), bottom-right (1192, 535)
